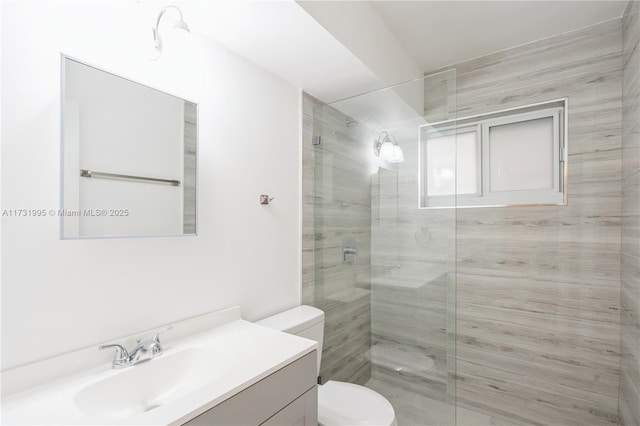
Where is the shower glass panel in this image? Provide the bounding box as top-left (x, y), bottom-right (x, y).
top-left (306, 71), bottom-right (457, 426)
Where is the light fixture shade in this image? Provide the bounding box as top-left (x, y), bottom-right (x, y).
top-left (374, 131), bottom-right (404, 163)
top-left (389, 144), bottom-right (404, 163)
top-left (379, 141), bottom-right (395, 160)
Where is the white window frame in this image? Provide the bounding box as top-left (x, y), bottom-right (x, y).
top-left (419, 99), bottom-right (567, 209)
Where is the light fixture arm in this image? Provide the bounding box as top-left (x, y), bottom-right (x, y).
top-left (374, 131), bottom-right (395, 156)
top-left (152, 5), bottom-right (190, 52)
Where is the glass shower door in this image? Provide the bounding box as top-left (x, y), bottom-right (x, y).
top-left (305, 71), bottom-right (458, 426)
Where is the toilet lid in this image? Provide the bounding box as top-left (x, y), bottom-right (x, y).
top-left (318, 381), bottom-right (396, 426)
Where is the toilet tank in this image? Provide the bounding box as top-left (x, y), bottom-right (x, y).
top-left (256, 305), bottom-right (324, 376)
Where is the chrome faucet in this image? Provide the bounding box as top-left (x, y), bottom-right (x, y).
top-left (99, 325), bottom-right (173, 369)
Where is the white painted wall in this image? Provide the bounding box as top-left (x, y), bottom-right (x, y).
top-left (1, 0), bottom-right (301, 370)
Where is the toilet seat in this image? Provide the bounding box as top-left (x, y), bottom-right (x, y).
top-left (318, 381), bottom-right (397, 426)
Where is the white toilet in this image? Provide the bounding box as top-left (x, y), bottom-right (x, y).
top-left (257, 305), bottom-right (397, 426)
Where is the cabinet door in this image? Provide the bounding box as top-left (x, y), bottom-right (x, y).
top-left (262, 386), bottom-right (317, 426)
top-left (183, 351), bottom-right (317, 426)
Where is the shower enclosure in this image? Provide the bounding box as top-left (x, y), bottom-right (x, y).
top-left (302, 71), bottom-right (458, 426)
top-left (303, 17), bottom-right (627, 426)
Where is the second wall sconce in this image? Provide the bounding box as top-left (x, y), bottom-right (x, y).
top-left (374, 131), bottom-right (404, 163)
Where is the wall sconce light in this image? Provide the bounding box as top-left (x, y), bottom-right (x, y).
top-left (152, 5), bottom-right (190, 56)
top-left (374, 131), bottom-right (404, 163)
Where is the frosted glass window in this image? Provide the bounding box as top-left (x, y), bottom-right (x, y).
top-left (488, 117), bottom-right (554, 192)
top-left (426, 133), bottom-right (455, 196)
top-left (426, 131), bottom-right (478, 196)
top-left (419, 100), bottom-right (566, 209)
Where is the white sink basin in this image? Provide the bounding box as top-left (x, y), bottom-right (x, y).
top-left (74, 347), bottom-right (229, 420)
top-left (2, 308), bottom-right (317, 426)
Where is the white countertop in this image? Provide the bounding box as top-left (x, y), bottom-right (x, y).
top-left (1, 316), bottom-right (317, 425)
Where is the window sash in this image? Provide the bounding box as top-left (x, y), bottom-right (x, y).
top-left (419, 100), bottom-right (566, 209)
top-left (480, 107), bottom-right (563, 206)
top-left (421, 125), bottom-right (482, 207)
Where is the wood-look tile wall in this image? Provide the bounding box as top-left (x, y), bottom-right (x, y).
top-left (620, 2), bottom-right (640, 425)
top-left (430, 19), bottom-right (623, 425)
top-left (301, 94), bottom-right (316, 307)
top-left (183, 101), bottom-right (197, 234)
top-left (301, 93), bottom-right (373, 385)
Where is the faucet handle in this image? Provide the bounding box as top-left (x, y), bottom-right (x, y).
top-left (99, 343), bottom-right (129, 361)
top-left (146, 325), bottom-right (173, 356)
top-left (152, 325), bottom-right (173, 344)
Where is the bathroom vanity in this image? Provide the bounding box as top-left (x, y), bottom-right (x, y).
top-left (1, 307), bottom-right (318, 425)
top-left (184, 351), bottom-right (317, 425)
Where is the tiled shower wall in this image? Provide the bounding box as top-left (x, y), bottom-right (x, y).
top-left (620, 1), bottom-right (640, 425)
top-left (438, 19), bottom-right (623, 425)
top-left (301, 94), bottom-right (373, 385)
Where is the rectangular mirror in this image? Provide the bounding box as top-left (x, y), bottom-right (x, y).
top-left (61, 56), bottom-right (197, 238)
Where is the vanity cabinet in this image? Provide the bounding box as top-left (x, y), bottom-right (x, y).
top-left (183, 351), bottom-right (317, 426)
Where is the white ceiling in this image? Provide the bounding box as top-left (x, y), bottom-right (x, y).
top-left (369, 1), bottom-right (627, 72)
top-left (174, 0), bottom-right (627, 103)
